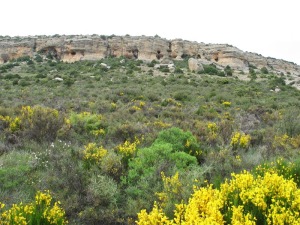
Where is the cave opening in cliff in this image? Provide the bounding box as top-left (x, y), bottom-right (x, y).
top-left (39, 47), bottom-right (60, 60)
top-left (197, 54), bottom-right (201, 59)
top-left (71, 51), bottom-right (76, 56)
top-left (156, 50), bottom-right (162, 60)
top-left (133, 49), bottom-right (139, 59)
top-left (181, 54), bottom-right (190, 59)
top-left (214, 56), bottom-right (219, 62)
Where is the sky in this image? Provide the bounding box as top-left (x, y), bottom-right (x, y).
top-left (1, 0), bottom-right (300, 65)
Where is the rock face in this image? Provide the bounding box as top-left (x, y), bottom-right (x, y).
top-left (188, 58), bottom-right (204, 72)
top-left (0, 35), bottom-right (300, 76)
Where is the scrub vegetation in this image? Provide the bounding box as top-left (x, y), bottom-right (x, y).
top-left (0, 55), bottom-right (300, 224)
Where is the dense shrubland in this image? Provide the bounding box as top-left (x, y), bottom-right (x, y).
top-left (0, 55), bottom-right (300, 224)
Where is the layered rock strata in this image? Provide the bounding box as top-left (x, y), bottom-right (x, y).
top-left (0, 35), bottom-right (299, 76)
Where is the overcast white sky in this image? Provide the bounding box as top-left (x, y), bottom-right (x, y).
top-left (1, 0), bottom-right (300, 65)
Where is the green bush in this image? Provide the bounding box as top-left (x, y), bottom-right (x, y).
top-left (69, 111), bottom-right (104, 136)
top-left (14, 55), bottom-right (31, 62)
top-left (270, 77), bottom-right (286, 87)
top-left (147, 60), bottom-right (158, 67)
top-left (218, 71), bottom-right (226, 77)
top-left (160, 67), bottom-right (170, 73)
top-left (27, 59), bottom-right (34, 65)
top-left (249, 68), bottom-right (256, 76)
top-left (224, 65), bottom-right (233, 76)
top-left (34, 54), bottom-right (43, 62)
top-left (154, 127), bottom-right (202, 162)
top-left (201, 64), bottom-right (220, 75)
top-left (125, 141), bottom-right (197, 215)
top-left (174, 67), bottom-right (183, 74)
top-left (260, 66), bottom-right (269, 74)
top-left (173, 91), bottom-right (190, 102)
top-left (63, 78), bottom-right (75, 87)
top-left (280, 108), bottom-right (300, 137)
top-left (4, 73), bottom-right (21, 80)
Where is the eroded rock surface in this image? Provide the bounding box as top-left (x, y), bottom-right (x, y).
top-left (0, 35), bottom-right (299, 77)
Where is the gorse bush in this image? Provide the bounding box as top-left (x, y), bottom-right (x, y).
top-left (137, 170), bottom-right (300, 224)
top-left (19, 106), bottom-right (64, 142)
top-left (82, 142), bottom-right (108, 168)
top-left (117, 136), bottom-right (142, 165)
top-left (0, 106), bottom-right (63, 142)
top-left (254, 158), bottom-right (300, 186)
top-left (0, 190), bottom-right (67, 225)
top-left (230, 131), bottom-right (251, 150)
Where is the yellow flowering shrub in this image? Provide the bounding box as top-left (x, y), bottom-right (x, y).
top-left (9, 117), bottom-right (21, 132)
top-left (139, 101), bottom-right (146, 108)
top-left (222, 101), bottom-right (232, 107)
top-left (272, 133), bottom-right (300, 150)
top-left (290, 135), bottom-right (300, 148)
top-left (0, 115), bottom-right (21, 132)
top-left (207, 122), bottom-right (218, 133)
top-left (254, 158), bottom-right (300, 185)
top-left (231, 205), bottom-right (256, 225)
top-left (221, 170), bottom-right (300, 224)
top-left (153, 120), bottom-right (172, 128)
top-left (83, 143), bottom-right (108, 166)
top-left (137, 203), bottom-right (171, 225)
top-left (162, 98), bottom-right (182, 108)
top-left (206, 122), bottom-right (218, 143)
top-left (129, 105), bottom-right (142, 113)
top-left (117, 136), bottom-right (141, 157)
top-left (273, 134), bottom-right (290, 149)
top-left (0, 115), bottom-right (11, 126)
top-left (0, 190), bottom-right (67, 225)
top-left (1, 106), bottom-right (63, 141)
top-left (230, 131), bottom-right (251, 149)
top-left (91, 128), bottom-right (106, 136)
top-left (156, 172), bottom-right (182, 209)
top-left (21, 106), bottom-right (62, 142)
top-left (137, 170), bottom-right (300, 225)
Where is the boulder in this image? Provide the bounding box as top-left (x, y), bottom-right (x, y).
top-left (188, 58), bottom-right (204, 72)
top-left (54, 77), bottom-right (63, 81)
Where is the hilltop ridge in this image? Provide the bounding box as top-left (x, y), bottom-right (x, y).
top-left (0, 34), bottom-right (300, 87)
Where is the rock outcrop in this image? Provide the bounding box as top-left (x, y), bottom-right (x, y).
top-left (0, 35), bottom-right (299, 77)
top-left (188, 58), bottom-right (204, 72)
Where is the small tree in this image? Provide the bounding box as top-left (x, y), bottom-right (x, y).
top-left (224, 65), bottom-right (233, 76)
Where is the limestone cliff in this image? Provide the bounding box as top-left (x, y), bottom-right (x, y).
top-left (0, 35), bottom-right (299, 77)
